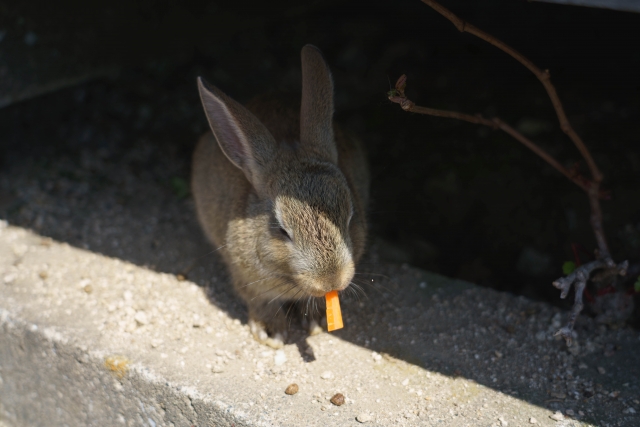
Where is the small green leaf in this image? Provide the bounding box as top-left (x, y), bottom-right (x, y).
top-left (562, 261), bottom-right (576, 275)
top-left (634, 277), bottom-right (640, 293)
top-left (170, 177), bottom-right (189, 200)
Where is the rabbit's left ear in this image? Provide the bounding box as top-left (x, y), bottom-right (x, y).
top-left (300, 45), bottom-right (338, 164)
top-left (197, 76), bottom-right (276, 192)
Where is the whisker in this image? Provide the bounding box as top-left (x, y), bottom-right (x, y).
top-left (354, 272), bottom-right (391, 279)
top-left (350, 282), bottom-right (367, 301)
top-left (351, 277), bottom-right (396, 296)
top-left (344, 286), bottom-right (359, 303)
top-left (179, 243), bottom-right (229, 274)
top-left (273, 287), bottom-right (301, 320)
top-left (286, 289), bottom-right (305, 328)
top-left (353, 276), bottom-right (397, 295)
top-left (239, 276), bottom-right (277, 289)
top-left (350, 282), bottom-right (365, 293)
top-left (268, 284), bottom-right (296, 305)
top-left (192, 245), bottom-right (228, 262)
top-left (285, 289), bottom-right (303, 317)
top-left (250, 280), bottom-right (290, 301)
top-left (353, 285), bottom-right (362, 303)
top-left (305, 295), bottom-right (312, 317)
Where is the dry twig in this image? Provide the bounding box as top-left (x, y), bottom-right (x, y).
top-left (388, 0), bottom-right (629, 343)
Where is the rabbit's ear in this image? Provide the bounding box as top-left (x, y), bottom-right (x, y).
top-left (300, 45), bottom-right (338, 164)
top-left (197, 77), bottom-right (275, 190)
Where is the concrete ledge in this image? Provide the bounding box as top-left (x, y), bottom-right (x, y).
top-left (0, 312), bottom-right (257, 427)
top-left (2, 222), bottom-right (640, 427)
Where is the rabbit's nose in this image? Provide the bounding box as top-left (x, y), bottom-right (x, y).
top-left (324, 264), bottom-right (354, 293)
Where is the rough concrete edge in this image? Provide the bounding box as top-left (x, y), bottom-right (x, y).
top-left (0, 308), bottom-right (274, 427)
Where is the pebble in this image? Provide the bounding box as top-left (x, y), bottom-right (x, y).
top-left (356, 413), bottom-right (372, 423)
top-left (211, 365), bottom-right (224, 373)
top-left (330, 393), bottom-right (345, 406)
top-left (565, 409), bottom-right (574, 416)
top-left (529, 417), bottom-right (537, 424)
top-left (623, 407), bottom-right (636, 414)
top-left (134, 311), bottom-right (148, 325)
top-left (274, 350), bottom-right (287, 366)
top-left (498, 416), bottom-right (508, 426)
top-left (321, 371), bottom-right (334, 380)
top-left (285, 384), bottom-right (299, 395)
top-left (597, 366), bottom-right (606, 374)
top-left (549, 411), bottom-right (564, 421)
top-left (192, 314), bottom-right (205, 327)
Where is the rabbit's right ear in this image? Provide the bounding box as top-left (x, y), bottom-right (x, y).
top-left (300, 45), bottom-right (338, 164)
top-left (197, 77), bottom-right (276, 191)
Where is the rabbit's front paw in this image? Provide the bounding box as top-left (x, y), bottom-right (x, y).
top-left (249, 318), bottom-right (286, 349)
top-left (307, 318), bottom-right (324, 336)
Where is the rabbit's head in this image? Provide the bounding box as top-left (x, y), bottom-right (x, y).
top-left (197, 45), bottom-right (364, 298)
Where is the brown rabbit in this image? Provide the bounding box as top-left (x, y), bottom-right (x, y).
top-left (192, 45), bottom-right (369, 348)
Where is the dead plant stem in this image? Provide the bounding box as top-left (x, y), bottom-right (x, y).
top-left (415, 0), bottom-right (609, 258)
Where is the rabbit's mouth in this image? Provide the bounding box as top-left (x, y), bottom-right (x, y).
top-left (307, 289), bottom-right (328, 298)
top-left (295, 269), bottom-right (354, 298)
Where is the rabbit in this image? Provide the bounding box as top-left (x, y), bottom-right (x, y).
top-left (191, 44), bottom-right (369, 348)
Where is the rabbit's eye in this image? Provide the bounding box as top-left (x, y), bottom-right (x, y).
top-left (279, 227), bottom-right (292, 241)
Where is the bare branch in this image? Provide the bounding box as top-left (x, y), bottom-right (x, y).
top-left (388, 78), bottom-right (591, 193)
top-left (418, 0), bottom-right (610, 258)
top-left (419, 0), bottom-right (603, 184)
top-left (389, 0), bottom-right (631, 345)
top-left (553, 259), bottom-right (628, 344)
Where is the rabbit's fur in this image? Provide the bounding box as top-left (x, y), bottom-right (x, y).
top-left (192, 45), bottom-right (369, 348)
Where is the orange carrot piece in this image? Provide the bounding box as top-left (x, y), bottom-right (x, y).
top-left (325, 290), bottom-right (343, 331)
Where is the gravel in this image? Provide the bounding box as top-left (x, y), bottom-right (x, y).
top-left (285, 384), bottom-right (299, 395)
top-left (356, 413), bottom-right (372, 423)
